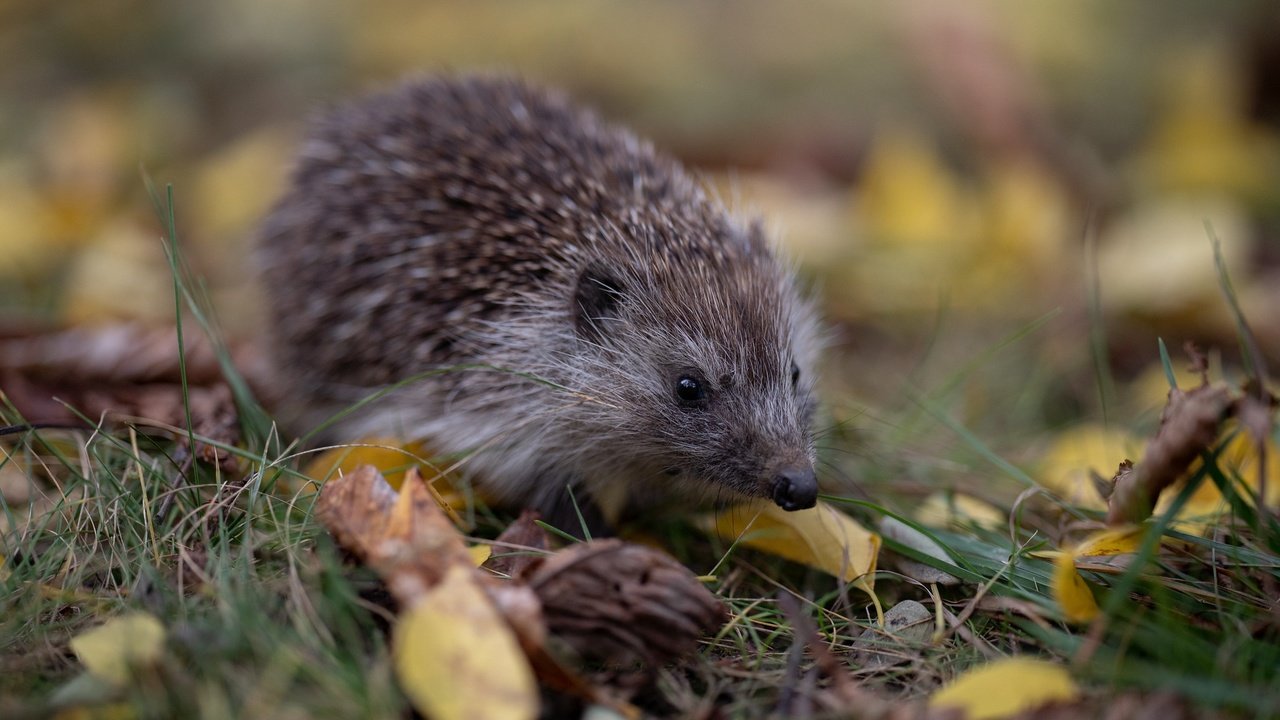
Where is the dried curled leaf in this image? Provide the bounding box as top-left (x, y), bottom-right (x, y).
top-left (314, 465), bottom-right (472, 602)
top-left (1107, 383), bottom-right (1233, 525)
top-left (528, 539), bottom-right (726, 668)
top-left (0, 323), bottom-right (246, 471)
top-left (315, 467), bottom-right (539, 718)
top-left (483, 509), bottom-right (552, 578)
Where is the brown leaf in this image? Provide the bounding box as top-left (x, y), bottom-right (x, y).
top-left (483, 510), bottom-right (553, 578)
top-left (528, 539), bottom-right (726, 668)
top-left (0, 323), bottom-right (249, 471)
top-left (1107, 383), bottom-right (1233, 525)
top-left (0, 323), bottom-right (257, 387)
top-left (315, 467), bottom-right (637, 714)
top-left (316, 466), bottom-right (473, 605)
top-left (313, 465), bottom-right (400, 562)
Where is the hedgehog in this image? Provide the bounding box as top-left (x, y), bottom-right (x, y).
top-left (258, 76), bottom-right (823, 529)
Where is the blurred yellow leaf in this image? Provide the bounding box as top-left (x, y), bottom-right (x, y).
top-left (915, 492), bottom-right (1005, 530)
top-left (1188, 424), bottom-right (1280, 508)
top-left (302, 439), bottom-right (436, 491)
top-left (1074, 525), bottom-right (1144, 558)
top-left (1098, 196), bottom-right (1250, 319)
top-left (51, 703), bottom-right (137, 720)
top-left (61, 218), bottom-right (175, 326)
top-left (963, 160), bottom-right (1071, 305)
top-left (1150, 426), bottom-right (1280, 532)
top-left (394, 564), bottom-right (537, 720)
top-left (1051, 526), bottom-right (1145, 623)
top-left (468, 544), bottom-right (492, 566)
top-left (703, 501), bottom-right (879, 596)
top-left (69, 612), bottom-right (166, 686)
top-left (930, 657), bottom-right (1078, 719)
top-left (190, 129), bottom-right (292, 243)
top-left (1136, 46), bottom-right (1280, 201)
top-left (1038, 424), bottom-right (1139, 510)
top-left (1052, 549), bottom-right (1100, 623)
top-left (860, 127), bottom-right (971, 249)
top-left (1127, 362), bottom-right (1223, 415)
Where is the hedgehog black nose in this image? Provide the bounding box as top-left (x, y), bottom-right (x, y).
top-left (770, 467), bottom-right (818, 511)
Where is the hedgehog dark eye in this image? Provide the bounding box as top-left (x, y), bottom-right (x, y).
top-left (790, 361), bottom-right (801, 388)
top-left (675, 375), bottom-right (708, 408)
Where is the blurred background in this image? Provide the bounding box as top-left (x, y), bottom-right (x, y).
top-left (2, 0), bottom-right (1278, 499)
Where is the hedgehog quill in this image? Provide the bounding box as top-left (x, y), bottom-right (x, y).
top-left (259, 76), bottom-right (823, 531)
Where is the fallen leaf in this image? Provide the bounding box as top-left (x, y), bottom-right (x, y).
top-left (468, 544), bottom-right (493, 566)
top-left (1097, 196), bottom-right (1251, 319)
top-left (915, 492), bottom-right (1005, 530)
top-left (394, 564), bottom-right (538, 720)
top-left (69, 612), bottom-right (167, 686)
top-left (0, 324), bottom-right (245, 471)
top-left (302, 440), bottom-right (469, 512)
top-left (930, 657), bottom-right (1078, 719)
top-left (1135, 47), bottom-right (1280, 201)
top-left (1108, 383), bottom-right (1232, 525)
top-left (61, 219), bottom-right (176, 326)
top-left (1038, 424), bottom-right (1139, 510)
top-left (1051, 549), bottom-right (1100, 624)
top-left (1074, 525), bottom-right (1145, 559)
top-left (703, 501), bottom-right (879, 599)
top-left (483, 510), bottom-right (552, 578)
top-left (317, 467), bottom-right (539, 716)
top-left (1156, 422), bottom-right (1280, 520)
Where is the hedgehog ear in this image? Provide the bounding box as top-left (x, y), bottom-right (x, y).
top-left (573, 264), bottom-right (625, 342)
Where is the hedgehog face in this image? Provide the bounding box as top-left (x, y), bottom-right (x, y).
top-left (651, 359), bottom-right (819, 511)
top-left (569, 224), bottom-right (822, 512)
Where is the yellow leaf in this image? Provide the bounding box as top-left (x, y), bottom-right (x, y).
top-left (51, 703), bottom-right (137, 720)
top-left (1135, 47), bottom-right (1279, 200)
top-left (61, 219), bottom-right (175, 326)
top-left (69, 612), bottom-right (166, 686)
top-left (930, 657), bottom-right (1078, 719)
top-left (1098, 196), bottom-right (1251, 318)
top-left (301, 439), bottom-right (473, 511)
top-left (915, 492), bottom-right (1005, 530)
top-left (1038, 424), bottom-right (1139, 510)
top-left (394, 564), bottom-right (537, 720)
top-left (703, 501), bottom-right (879, 596)
top-left (303, 439), bottom-right (432, 489)
top-left (1074, 526), bottom-right (1144, 558)
top-left (860, 127), bottom-right (972, 249)
top-left (1154, 425), bottom-right (1280, 525)
top-left (1052, 550), bottom-right (1099, 624)
top-left (468, 544), bottom-right (492, 567)
top-left (190, 128), bottom-right (292, 243)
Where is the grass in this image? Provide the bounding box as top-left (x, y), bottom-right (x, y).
top-left (2, 193), bottom-right (1279, 718)
top-left (5, 380), bottom-right (1277, 718)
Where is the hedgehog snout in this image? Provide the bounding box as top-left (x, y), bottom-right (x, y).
top-left (769, 465), bottom-right (818, 511)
